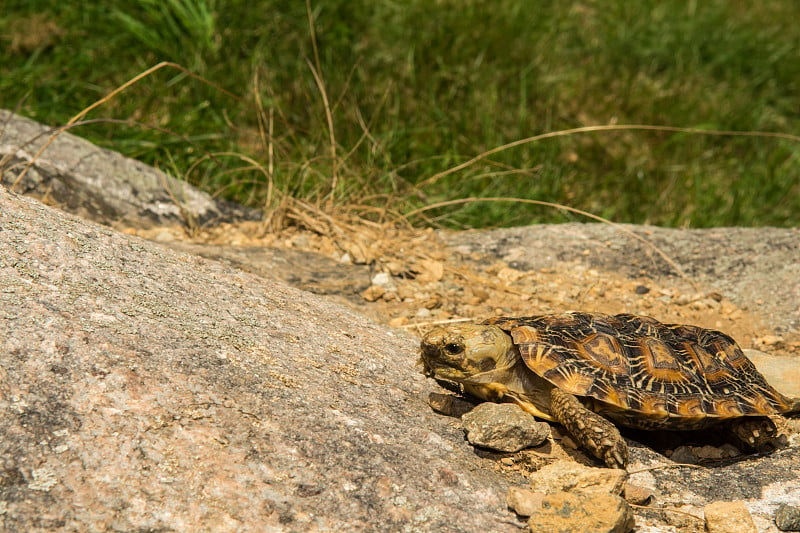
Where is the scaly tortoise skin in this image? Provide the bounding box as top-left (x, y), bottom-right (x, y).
top-left (419, 312), bottom-right (798, 468)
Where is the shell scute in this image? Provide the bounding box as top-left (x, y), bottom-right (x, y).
top-left (485, 312), bottom-right (793, 425)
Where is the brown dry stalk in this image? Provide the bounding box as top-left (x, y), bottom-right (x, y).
top-left (305, 58), bottom-right (338, 202)
top-left (627, 463), bottom-right (708, 474)
top-left (416, 124), bottom-right (800, 190)
top-left (305, 0), bottom-right (338, 203)
top-left (628, 502), bottom-right (704, 521)
top-left (10, 61), bottom-right (239, 192)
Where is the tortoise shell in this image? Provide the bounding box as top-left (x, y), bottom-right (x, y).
top-left (483, 312), bottom-right (794, 429)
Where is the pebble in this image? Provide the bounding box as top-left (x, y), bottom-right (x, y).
top-left (371, 272), bottom-right (396, 289)
top-left (529, 461), bottom-right (627, 496)
top-left (427, 393), bottom-right (476, 418)
top-left (461, 403), bottom-right (550, 452)
top-left (669, 444), bottom-right (739, 464)
top-left (669, 445), bottom-right (699, 464)
top-left (776, 504), bottom-right (800, 531)
top-left (361, 285), bottom-right (386, 302)
top-left (623, 483), bottom-right (655, 506)
top-left (506, 486), bottom-right (544, 516)
top-left (388, 316), bottom-right (408, 327)
top-left (704, 501), bottom-right (756, 533)
top-left (528, 491), bottom-right (635, 533)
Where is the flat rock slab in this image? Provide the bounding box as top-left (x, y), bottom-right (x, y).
top-left (445, 224), bottom-right (800, 336)
top-left (0, 186), bottom-right (517, 532)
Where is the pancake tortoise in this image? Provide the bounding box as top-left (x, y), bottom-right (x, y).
top-left (420, 312), bottom-right (799, 468)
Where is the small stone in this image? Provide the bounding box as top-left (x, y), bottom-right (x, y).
top-left (755, 334), bottom-right (785, 349)
top-left (623, 483), bottom-right (655, 506)
top-left (634, 285), bottom-right (650, 295)
top-left (361, 285), bottom-right (386, 302)
top-left (669, 445), bottom-right (698, 464)
top-left (529, 491), bottom-right (635, 533)
top-left (776, 504), bottom-right (800, 531)
top-left (414, 259), bottom-right (444, 282)
top-left (506, 486), bottom-right (544, 517)
top-left (461, 403), bottom-right (550, 452)
top-left (718, 443), bottom-right (742, 458)
top-left (529, 461), bottom-right (627, 496)
top-left (471, 287), bottom-right (490, 302)
top-left (388, 316), bottom-right (408, 327)
top-left (427, 393), bottom-right (476, 418)
top-left (704, 501), bottom-right (756, 533)
top-left (371, 272), bottom-right (395, 289)
top-left (693, 445), bottom-right (726, 461)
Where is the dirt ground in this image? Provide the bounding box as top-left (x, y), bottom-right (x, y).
top-left (130, 220), bottom-right (800, 359)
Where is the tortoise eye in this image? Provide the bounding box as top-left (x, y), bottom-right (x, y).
top-left (444, 343), bottom-right (463, 355)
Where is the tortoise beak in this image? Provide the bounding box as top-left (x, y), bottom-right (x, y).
top-left (418, 341), bottom-right (440, 377)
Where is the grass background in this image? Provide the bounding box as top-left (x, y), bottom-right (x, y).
top-left (1, 0), bottom-right (798, 228)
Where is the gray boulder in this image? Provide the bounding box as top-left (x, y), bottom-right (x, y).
top-left (0, 109), bottom-right (258, 229)
top-left (0, 186), bottom-right (517, 532)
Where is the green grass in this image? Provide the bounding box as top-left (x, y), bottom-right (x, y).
top-left (1, 0), bottom-right (799, 228)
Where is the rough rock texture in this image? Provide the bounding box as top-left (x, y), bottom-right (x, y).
top-left (445, 223), bottom-right (800, 337)
top-left (528, 461), bottom-right (627, 495)
top-left (622, 484), bottom-right (655, 506)
top-left (428, 392), bottom-right (478, 418)
top-left (0, 109), bottom-right (258, 229)
top-left (776, 504), bottom-right (800, 531)
top-left (0, 186), bottom-right (519, 532)
top-left (528, 491), bottom-right (635, 533)
top-left (746, 349), bottom-right (800, 401)
top-left (507, 486), bottom-right (544, 516)
top-left (462, 403), bottom-right (551, 452)
top-left (704, 500), bottom-right (757, 533)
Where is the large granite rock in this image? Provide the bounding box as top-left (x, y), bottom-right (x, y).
top-left (0, 186), bottom-right (516, 532)
top-left (0, 109), bottom-right (258, 229)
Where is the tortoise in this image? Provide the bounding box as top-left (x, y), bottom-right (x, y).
top-left (419, 312), bottom-right (799, 468)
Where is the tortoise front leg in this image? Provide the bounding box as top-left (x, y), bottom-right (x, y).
top-left (550, 388), bottom-right (628, 468)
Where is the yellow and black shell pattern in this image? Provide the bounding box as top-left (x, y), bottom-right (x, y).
top-left (484, 312), bottom-right (794, 430)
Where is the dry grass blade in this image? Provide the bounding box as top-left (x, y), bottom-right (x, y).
top-left (305, 0), bottom-right (338, 203)
top-left (628, 502), bottom-right (704, 521)
top-left (9, 61), bottom-right (240, 192)
top-left (416, 124), bottom-right (800, 190)
top-left (627, 463), bottom-right (708, 474)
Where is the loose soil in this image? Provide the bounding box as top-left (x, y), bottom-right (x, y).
top-left (129, 220), bottom-right (800, 359)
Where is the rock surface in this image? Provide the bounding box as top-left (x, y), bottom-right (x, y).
top-left (529, 461), bottom-right (627, 496)
top-left (0, 186), bottom-right (518, 532)
top-left (0, 109), bottom-right (258, 229)
top-left (445, 223), bottom-right (800, 339)
top-left (507, 486), bottom-right (544, 516)
top-left (528, 491), bottom-right (635, 533)
top-left (462, 403), bottom-right (550, 452)
top-left (428, 392), bottom-right (478, 418)
top-left (703, 500), bottom-right (757, 533)
top-left (776, 504), bottom-right (800, 531)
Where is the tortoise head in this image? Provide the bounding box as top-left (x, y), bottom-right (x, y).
top-left (419, 324), bottom-right (516, 385)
